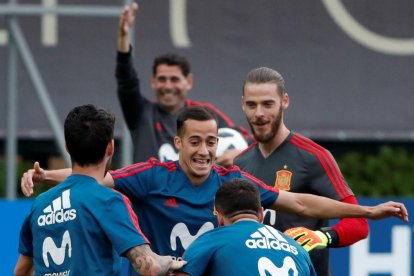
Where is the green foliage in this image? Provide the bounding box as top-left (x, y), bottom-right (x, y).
top-left (0, 157), bottom-right (35, 198)
top-left (338, 146), bottom-right (414, 197)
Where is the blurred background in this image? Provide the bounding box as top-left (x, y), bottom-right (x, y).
top-left (1, 0), bottom-right (413, 275)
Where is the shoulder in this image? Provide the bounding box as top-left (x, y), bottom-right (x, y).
top-left (110, 158), bottom-right (178, 179)
top-left (212, 164), bottom-right (243, 177)
top-left (288, 133), bottom-right (334, 162)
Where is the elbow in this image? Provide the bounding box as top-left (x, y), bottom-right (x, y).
top-left (14, 267), bottom-right (29, 276)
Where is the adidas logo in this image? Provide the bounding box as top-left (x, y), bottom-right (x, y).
top-left (164, 197), bottom-right (179, 208)
top-left (37, 189), bottom-right (77, 226)
top-left (245, 225), bottom-right (298, 255)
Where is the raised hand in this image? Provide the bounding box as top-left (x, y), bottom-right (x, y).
top-left (118, 2), bottom-right (139, 53)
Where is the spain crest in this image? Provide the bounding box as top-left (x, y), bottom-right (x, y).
top-left (274, 169), bottom-right (292, 190)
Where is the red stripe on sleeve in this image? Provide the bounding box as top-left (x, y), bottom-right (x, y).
top-left (110, 163), bottom-right (154, 179)
top-left (290, 134), bottom-right (351, 198)
top-left (119, 192), bottom-right (150, 244)
top-left (241, 171), bottom-right (279, 194)
top-left (110, 159), bottom-right (178, 179)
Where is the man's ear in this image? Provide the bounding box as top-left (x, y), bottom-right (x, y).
top-left (241, 96), bottom-right (245, 112)
top-left (174, 136), bottom-right (181, 150)
top-left (186, 73), bottom-right (193, 90)
top-left (106, 139), bottom-right (115, 157)
top-left (282, 93), bottom-right (289, 110)
top-left (217, 212), bottom-right (225, 226)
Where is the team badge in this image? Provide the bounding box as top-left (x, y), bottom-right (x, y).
top-left (274, 168), bottom-right (292, 191)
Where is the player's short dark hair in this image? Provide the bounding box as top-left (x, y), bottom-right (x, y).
top-left (152, 53), bottom-right (191, 77)
top-left (64, 104), bottom-right (115, 166)
top-left (176, 106), bottom-right (217, 137)
top-left (215, 178), bottom-right (261, 218)
top-left (243, 67), bottom-right (286, 96)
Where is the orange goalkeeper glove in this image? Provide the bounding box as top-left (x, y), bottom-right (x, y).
top-left (284, 226), bottom-right (333, 252)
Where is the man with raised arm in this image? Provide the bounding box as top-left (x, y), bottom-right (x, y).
top-left (116, 2), bottom-right (248, 166)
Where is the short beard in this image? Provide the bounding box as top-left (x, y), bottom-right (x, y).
top-left (249, 105), bottom-right (283, 143)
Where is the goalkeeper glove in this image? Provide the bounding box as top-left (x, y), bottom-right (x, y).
top-left (284, 226), bottom-right (337, 252)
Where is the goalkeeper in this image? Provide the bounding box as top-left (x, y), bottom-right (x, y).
top-left (234, 67), bottom-right (370, 275)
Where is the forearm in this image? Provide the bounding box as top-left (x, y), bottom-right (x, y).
top-left (118, 35), bottom-right (130, 53)
top-left (275, 191), bottom-right (373, 219)
top-left (116, 50), bottom-right (145, 129)
top-left (14, 255), bottom-right (34, 276)
top-left (300, 193), bottom-right (373, 218)
top-left (44, 168), bottom-right (72, 186)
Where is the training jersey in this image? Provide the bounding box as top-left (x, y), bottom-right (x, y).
top-left (18, 174), bottom-right (148, 276)
top-left (179, 220), bottom-right (316, 276)
top-left (111, 158), bottom-right (278, 258)
top-left (234, 131), bottom-right (354, 275)
top-left (116, 51), bottom-right (249, 162)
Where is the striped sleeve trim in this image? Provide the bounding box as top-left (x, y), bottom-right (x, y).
top-left (110, 158), bottom-right (178, 179)
top-left (241, 171), bottom-right (279, 194)
top-left (110, 162), bottom-right (154, 179)
top-left (118, 191), bottom-right (150, 244)
top-left (213, 165), bottom-right (243, 176)
top-left (290, 134), bottom-right (351, 198)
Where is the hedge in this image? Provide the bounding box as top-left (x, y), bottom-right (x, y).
top-left (338, 146), bottom-right (414, 197)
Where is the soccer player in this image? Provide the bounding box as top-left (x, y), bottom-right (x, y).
top-left (174, 178), bottom-right (317, 276)
top-left (21, 106), bottom-right (408, 276)
top-left (116, 2), bottom-right (248, 166)
top-left (14, 105), bottom-right (184, 276)
top-left (234, 67), bottom-right (368, 275)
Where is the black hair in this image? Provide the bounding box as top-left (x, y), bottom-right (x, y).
top-left (64, 104), bottom-right (115, 166)
top-left (152, 53), bottom-right (191, 77)
top-left (215, 178), bottom-right (261, 218)
top-left (176, 106), bottom-right (217, 137)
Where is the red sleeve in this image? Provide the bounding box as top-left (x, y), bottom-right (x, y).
top-left (331, 195), bottom-right (369, 247)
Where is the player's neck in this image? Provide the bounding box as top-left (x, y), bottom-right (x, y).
top-left (71, 163), bottom-right (107, 183)
top-left (160, 102), bottom-right (185, 115)
top-left (258, 125), bottom-right (290, 158)
top-left (227, 214), bottom-right (259, 225)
